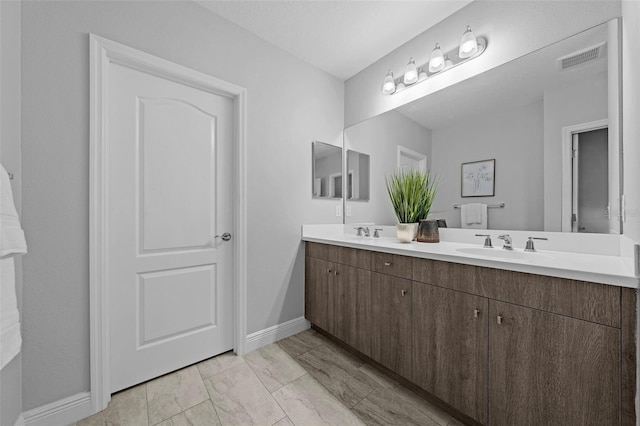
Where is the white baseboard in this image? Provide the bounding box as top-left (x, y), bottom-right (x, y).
top-left (245, 316), bottom-right (310, 353)
top-left (13, 414), bottom-right (25, 426)
top-left (23, 392), bottom-right (92, 426)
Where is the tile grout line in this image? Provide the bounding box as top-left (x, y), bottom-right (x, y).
top-left (145, 383), bottom-right (150, 426)
top-left (199, 360), bottom-right (226, 426)
top-left (243, 354), bottom-right (288, 426)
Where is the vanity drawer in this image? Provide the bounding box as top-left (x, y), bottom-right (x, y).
top-left (306, 242), bottom-right (338, 262)
top-left (337, 246), bottom-right (371, 270)
top-left (372, 252), bottom-right (413, 280)
top-left (475, 267), bottom-right (621, 327)
top-left (413, 259), bottom-right (469, 293)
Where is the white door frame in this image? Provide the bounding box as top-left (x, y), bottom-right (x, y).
top-left (89, 34), bottom-right (247, 412)
top-left (560, 118), bottom-right (608, 232)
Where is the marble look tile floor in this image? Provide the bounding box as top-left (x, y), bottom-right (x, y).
top-left (74, 329), bottom-right (463, 426)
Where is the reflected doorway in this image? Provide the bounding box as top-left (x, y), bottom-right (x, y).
top-left (571, 127), bottom-right (609, 233)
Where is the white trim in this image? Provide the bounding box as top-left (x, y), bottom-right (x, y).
top-left (22, 393), bottom-right (91, 426)
top-left (328, 172), bottom-right (342, 198)
top-left (245, 317), bottom-right (310, 353)
top-left (397, 145), bottom-right (427, 173)
top-left (13, 414), bottom-right (25, 426)
top-left (561, 119), bottom-right (608, 232)
top-left (89, 34), bottom-right (247, 412)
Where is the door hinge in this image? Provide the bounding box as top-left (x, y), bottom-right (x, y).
top-left (572, 149), bottom-right (578, 158)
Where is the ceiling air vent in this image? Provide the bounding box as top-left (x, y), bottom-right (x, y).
top-left (557, 42), bottom-right (607, 71)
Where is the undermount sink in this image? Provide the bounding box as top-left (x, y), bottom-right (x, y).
top-left (456, 247), bottom-right (530, 260)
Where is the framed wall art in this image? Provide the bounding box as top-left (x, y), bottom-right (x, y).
top-left (461, 159), bottom-right (495, 197)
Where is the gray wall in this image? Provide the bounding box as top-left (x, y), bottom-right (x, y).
top-left (0, 1), bottom-right (23, 424)
top-left (345, 1), bottom-right (621, 126)
top-left (430, 101), bottom-right (544, 230)
top-left (20, 1), bottom-right (344, 410)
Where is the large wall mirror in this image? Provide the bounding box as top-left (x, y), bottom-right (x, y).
top-left (312, 141), bottom-right (343, 199)
top-left (344, 19), bottom-right (622, 235)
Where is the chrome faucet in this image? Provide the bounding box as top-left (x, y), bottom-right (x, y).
top-left (524, 236), bottom-right (548, 252)
top-left (374, 228), bottom-right (383, 238)
top-left (497, 234), bottom-right (513, 250)
top-left (475, 234), bottom-right (493, 248)
top-left (354, 226), bottom-right (370, 237)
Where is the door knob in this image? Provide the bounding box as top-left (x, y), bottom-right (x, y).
top-left (474, 309), bottom-right (480, 318)
top-left (401, 289), bottom-right (407, 296)
top-left (214, 232), bottom-right (232, 242)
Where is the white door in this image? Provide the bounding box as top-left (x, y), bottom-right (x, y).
top-left (107, 60), bottom-right (234, 392)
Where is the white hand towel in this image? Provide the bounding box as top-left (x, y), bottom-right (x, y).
top-left (1, 164), bottom-right (26, 258)
top-left (0, 163), bottom-right (26, 370)
top-left (1, 258), bottom-right (21, 369)
top-left (461, 203), bottom-right (488, 229)
top-left (463, 203), bottom-right (483, 224)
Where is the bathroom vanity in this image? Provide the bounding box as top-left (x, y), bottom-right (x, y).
top-left (302, 227), bottom-right (637, 426)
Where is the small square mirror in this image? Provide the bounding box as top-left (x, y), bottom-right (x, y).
top-left (312, 141), bottom-right (343, 199)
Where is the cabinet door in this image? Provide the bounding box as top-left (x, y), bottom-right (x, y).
top-left (333, 264), bottom-right (372, 357)
top-left (413, 283), bottom-right (488, 424)
top-left (489, 300), bottom-right (620, 426)
top-left (371, 272), bottom-right (412, 378)
top-left (305, 257), bottom-right (333, 333)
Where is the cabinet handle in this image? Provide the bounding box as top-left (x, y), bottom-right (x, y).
top-left (327, 269), bottom-right (332, 274)
top-left (497, 315), bottom-right (503, 325)
top-left (401, 289), bottom-right (407, 296)
top-left (384, 262), bottom-right (392, 266)
top-left (474, 309), bottom-right (480, 318)
top-left (334, 270), bottom-right (339, 276)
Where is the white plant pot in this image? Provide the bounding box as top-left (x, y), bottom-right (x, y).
top-left (396, 223), bottom-right (418, 243)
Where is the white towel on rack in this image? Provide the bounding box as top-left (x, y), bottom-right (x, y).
top-left (0, 163), bottom-right (27, 370)
top-left (461, 203), bottom-right (487, 229)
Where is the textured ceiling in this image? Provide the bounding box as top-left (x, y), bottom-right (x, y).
top-left (196, 1), bottom-right (472, 80)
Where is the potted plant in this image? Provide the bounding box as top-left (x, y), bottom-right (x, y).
top-left (385, 169), bottom-right (438, 242)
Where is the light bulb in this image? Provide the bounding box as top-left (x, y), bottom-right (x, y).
top-left (382, 70), bottom-right (395, 94)
top-left (428, 43), bottom-right (445, 73)
top-left (459, 25), bottom-right (478, 59)
top-left (444, 55), bottom-right (453, 69)
top-left (403, 58), bottom-right (418, 85)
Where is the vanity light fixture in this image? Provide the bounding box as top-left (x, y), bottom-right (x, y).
top-left (428, 44), bottom-right (445, 73)
top-left (381, 25), bottom-right (487, 95)
top-left (403, 58), bottom-right (419, 85)
top-left (459, 25), bottom-right (478, 58)
top-left (382, 70), bottom-right (396, 94)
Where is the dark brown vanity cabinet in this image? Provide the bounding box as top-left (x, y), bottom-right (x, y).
top-left (371, 272), bottom-right (413, 379)
top-left (333, 264), bottom-right (372, 357)
top-left (304, 242), bottom-right (636, 425)
top-left (305, 243), bottom-right (372, 356)
top-left (304, 255), bottom-right (334, 334)
top-left (412, 283), bottom-right (488, 424)
top-left (488, 300), bottom-right (620, 426)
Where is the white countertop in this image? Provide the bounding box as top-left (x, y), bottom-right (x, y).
top-left (302, 225), bottom-right (639, 289)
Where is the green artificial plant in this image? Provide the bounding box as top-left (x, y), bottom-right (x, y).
top-left (385, 169), bottom-right (439, 223)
